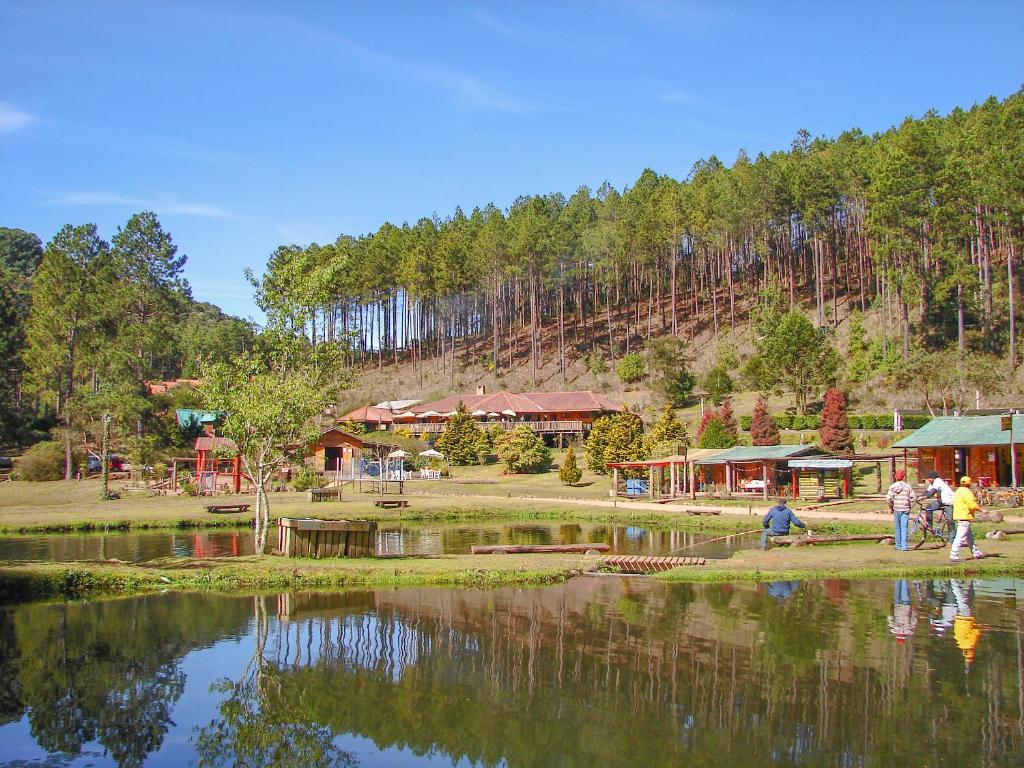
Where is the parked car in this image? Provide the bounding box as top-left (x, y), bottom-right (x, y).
top-left (86, 453), bottom-right (123, 473)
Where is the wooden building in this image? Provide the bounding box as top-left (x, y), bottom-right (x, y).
top-left (892, 414), bottom-right (1024, 486)
top-left (694, 444), bottom-right (826, 497)
top-left (607, 449), bottom-right (726, 500)
top-left (345, 389), bottom-right (623, 439)
top-left (309, 427), bottom-right (370, 475)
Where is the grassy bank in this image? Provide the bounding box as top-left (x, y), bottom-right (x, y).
top-left (3, 537), bottom-right (1023, 605)
top-left (0, 552), bottom-right (598, 604)
top-left (657, 538), bottom-right (1024, 583)
top-left (0, 478), bottom-right (906, 535)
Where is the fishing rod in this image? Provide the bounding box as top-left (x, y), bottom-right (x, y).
top-left (664, 528), bottom-right (764, 556)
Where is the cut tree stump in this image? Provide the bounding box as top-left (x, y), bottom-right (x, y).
top-left (986, 527), bottom-right (1024, 540)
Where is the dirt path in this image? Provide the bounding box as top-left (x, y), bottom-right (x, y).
top-left (414, 492), bottom-right (1024, 526)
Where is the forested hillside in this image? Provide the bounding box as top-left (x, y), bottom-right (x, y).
top-left (257, 91), bottom-right (1024, 413)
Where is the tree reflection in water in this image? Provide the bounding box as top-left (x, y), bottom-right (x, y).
top-left (0, 579), bottom-right (1022, 767)
top-left (194, 596), bottom-right (357, 768)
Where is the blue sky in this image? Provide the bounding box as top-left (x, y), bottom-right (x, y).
top-left (2, 1), bottom-right (1022, 320)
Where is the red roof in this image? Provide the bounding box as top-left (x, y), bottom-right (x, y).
top-left (194, 436), bottom-right (237, 452)
top-left (340, 405), bottom-right (396, 424)
top-left (405, 390), bottom-right (623, 417)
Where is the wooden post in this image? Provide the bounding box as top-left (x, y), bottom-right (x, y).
top-left (649, 465), bottom-right (655, 500)
top-left (689, 461), bottom-right (696, 499)
top-left (762, 463), bottom-right (768, 500)
top-left (613, 467), bottom-right (619, 497)
top-left (876, 461), bottom-right (882, 494)
top-left (725, 462), bottom-right (732, 494)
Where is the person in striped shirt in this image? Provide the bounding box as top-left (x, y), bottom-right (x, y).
top-left (886, 469), bottom-right (916, 552)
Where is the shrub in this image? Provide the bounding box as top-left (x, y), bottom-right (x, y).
top-left (847, 415), bottom-right (862, 430)
top-left (559, 445), bottom-right (582, 485)
top-left (179, 471), bottom-right (198, 496)
top-left (495, 426), bottom-right (551, 474)
top-left (875, 414), bottom-right (895, 430)
top-left (436, 402), bottom-right (489, 465)
top-left (585, 350), bottom-right (608, 375)
top-left (291, 467), bottom-right (320, 492)
top-left (902, 414), bottom-right (931, 429)
top-left (17, 440), bottom-right (71, 481)
top-left (740, 415), bottom-right (753, 431)
top-left (859, 415), bottom-right (877, 430)
top-left (616, 352), bottom-right (646, 384)
top-left (773, 414), bottom-right (792, 430)
top-left (791, 415), bottom-right (809, 431)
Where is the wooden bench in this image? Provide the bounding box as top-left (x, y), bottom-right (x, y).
top-left (373, 499), bottom-right (409, 509)
top-left (205, 504), bottom-right (251, 514)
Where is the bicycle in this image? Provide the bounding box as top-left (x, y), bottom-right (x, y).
top-left (908, 499), bottom-right (953, 548)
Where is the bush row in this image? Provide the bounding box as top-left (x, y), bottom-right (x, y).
top-left (738, 413), bottom-right (930, 431)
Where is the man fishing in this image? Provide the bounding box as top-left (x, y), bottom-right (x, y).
top-left (760, 498), bottom-right (811, 550)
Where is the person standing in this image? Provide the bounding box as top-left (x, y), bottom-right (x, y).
top-left (923, 470), bottom-right (955, 537)
top-left (949, 476), bottom-right (985, 563)
top-left (760, 498), bottom-right (810, 550)
top-left (886, 469), bottom-right (916, 551)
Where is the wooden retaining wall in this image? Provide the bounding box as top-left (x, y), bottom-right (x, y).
top-left (278, 518), bottom-right (377, 558)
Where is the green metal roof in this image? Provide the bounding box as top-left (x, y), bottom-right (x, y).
top-left (176, 409), bottom-right (221, 426)
top-left (695, 444), bottom-right (822, 465)
top-left (891, 415), bottom-right (1024, 448)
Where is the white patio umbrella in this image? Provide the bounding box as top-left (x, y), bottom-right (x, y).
top-left (501, 409), bottom-right (517, 417)
top-left (471, 409), bottom-right (488, 417)
top-left (386, 449), bottom-right (410, 481)
top-left (417, 448), bottom-right (448, 478)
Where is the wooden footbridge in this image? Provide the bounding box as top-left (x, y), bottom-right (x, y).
top-left (601, 555), bottom-right (707, 573)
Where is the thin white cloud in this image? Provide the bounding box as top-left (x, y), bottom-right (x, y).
top-left (474, 10), bottom-right (520, 40)
top-left (45, 190), bottom-right (230, 219)
top-left (252, 10), bottom-right (546, 114)
top-left (659, 88), bottom-right (693, 105)
top-left (0, 102), bottom-right (34, 133)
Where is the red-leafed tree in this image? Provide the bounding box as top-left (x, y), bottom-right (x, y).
top-left (750, 396), bottom-right (780, 446)
top-left (819, 387), bottom-right (853, 453)
top-left (720, 396), bottom-right (738, 440)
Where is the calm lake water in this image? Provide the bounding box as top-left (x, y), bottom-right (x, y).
top-left (0, 522), bottom-right (758, 562)
top-left (1, 577), bottom-right (1022, 767)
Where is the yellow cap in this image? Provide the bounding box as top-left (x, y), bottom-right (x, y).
top-left (960, 476), bottom-right (972, 486)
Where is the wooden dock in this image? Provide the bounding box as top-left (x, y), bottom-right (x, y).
top-left (277, 518), bottom-right (377, 558)
top-left (602, 555), bottom-right (706, 573)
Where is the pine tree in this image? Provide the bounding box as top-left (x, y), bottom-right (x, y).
top-left (720, 397), bottom-right (739, 440)
top-left (649, 404), bottom-right (690, 447)
top-left (695, 414), bottom-right (736, 449)
top-left (436, 402), bottom-right (488, 465)
top-left (750, 396), bottom-right (780, 446)
top-left (819, 388), bottom-right (853, 453)
top-left (559, 445), bottom-right (582, 486)
top-left (603, 412), bottom-right (649, 466)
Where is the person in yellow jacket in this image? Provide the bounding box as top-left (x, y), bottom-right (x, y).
top-left (951, 579), bottom-right (981, 672)
top-left (949, 477), bottom-right (985, 562)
